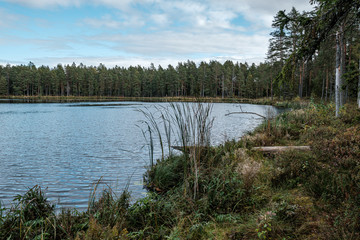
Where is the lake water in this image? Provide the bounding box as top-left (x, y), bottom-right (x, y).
top-left (0, 101), bottom-right (280, 210)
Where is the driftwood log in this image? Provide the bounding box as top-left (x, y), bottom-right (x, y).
top-left (171, 146), bottom-right (209, 153)
top-left (225, 111), bottom-right (266, 119)
top-left (253, 146), bottom-right (311, 153)
top-left (172, 145), bottom-right (311, 154)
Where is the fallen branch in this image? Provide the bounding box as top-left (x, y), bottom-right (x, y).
top-left (225, 104), bottom-right (267, 119)
top-left (253, 146), bottom-right (311, 153)
top-left (225, 111), bottom-right (266, 119)
top-left (171, 146), bottom-right (209, 153)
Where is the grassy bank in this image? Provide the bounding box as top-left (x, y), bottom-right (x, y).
top-left (0, 95), bottom-right (304, 107)
top-left (1, 101), bottom-right (359, 239)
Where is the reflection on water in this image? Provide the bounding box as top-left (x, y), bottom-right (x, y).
top-left (0, 101), bottom-right (281, 210)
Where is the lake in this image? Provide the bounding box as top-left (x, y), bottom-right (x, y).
top-left (0, 101), bottom-right (280, 210)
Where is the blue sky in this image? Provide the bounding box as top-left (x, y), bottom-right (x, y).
top-left (0, 0), bottom-right (313, 68)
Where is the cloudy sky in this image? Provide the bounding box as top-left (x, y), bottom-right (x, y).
top-left (0, 0), bottom-right (314, 68)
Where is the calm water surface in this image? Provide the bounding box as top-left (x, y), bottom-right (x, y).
top-left (0, 102), bottom-right (280, 210)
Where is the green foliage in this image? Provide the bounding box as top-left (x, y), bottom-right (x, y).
top-left (0, 75), bottom-right (7, 95)
top-left (126, 193), bottom-right (176, 238)
top-left (0, 186), bottom-right (55, 240)
top-left (205, 170), bottom-right (246, 213)
top-left (0, 60), bottom-right (276, 100)
top-left (88, 188), bottom-right (130, 228)
top-left (144, 155), bottom-right (186, 193)
top-left (56, 209), bottom-right (89, 239)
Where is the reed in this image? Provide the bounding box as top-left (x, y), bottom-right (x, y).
top-left (139, 102), bottom-right (214, 199)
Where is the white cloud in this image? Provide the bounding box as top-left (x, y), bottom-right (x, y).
top-left (2, 0), bottom-right (84, 8)
top-left (12, 54), bottom-right (260, 69)
top-left (0, 0), bottom-right (317, 67)
top-left (1, 0), bottom-right (154, 10)
top-left (150, 13), bottom-right (168, 26)
top-left (83, 15), bottom-right (121, 29)
top-left (3, 0), bottom-right (315, 29)
top-left (0, 8), bottom-right (24, 28)
top-left (82, 14), bottom-right (145, 29)
top-left (88, 29), bottom-right (268, 62)
top-left (208, 0), bottom-right (314, 28)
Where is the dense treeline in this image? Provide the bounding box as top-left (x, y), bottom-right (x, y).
top-left (0, 61), bottom-right (272, 99)
top-left (0, 0), bottom-right (359, 103)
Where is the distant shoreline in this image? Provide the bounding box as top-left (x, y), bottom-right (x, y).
top-left (0, 95), bottom-right (294, 106)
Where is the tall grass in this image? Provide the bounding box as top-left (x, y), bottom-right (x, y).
top-left (139, 102), bottom-right (214, 199)
top-left (0, 186), bottom-right (56, 240)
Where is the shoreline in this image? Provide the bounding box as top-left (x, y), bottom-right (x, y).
top-left (0, 95), bottom-right (307, 109)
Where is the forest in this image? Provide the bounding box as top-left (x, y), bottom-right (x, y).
top-left (0, 1), bottom-right (359, 104)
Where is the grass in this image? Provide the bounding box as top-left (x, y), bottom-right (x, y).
top-left (1, 100), bottom-right (360, 239)
top-left (0, 94), bottom-right (300, 106)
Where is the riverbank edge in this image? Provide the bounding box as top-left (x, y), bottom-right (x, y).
top-left (0, 95), bottom-right (303, 108)
top-left (2, 100), bottom-right (359, 239)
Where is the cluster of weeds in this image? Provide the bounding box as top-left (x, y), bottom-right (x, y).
top-left (0, 184), bottom-right (131, 240)
top-left (0, 186), bottom-right (56, 239)
top-left (144, 155), bottom-right (186, 193)
top-left (269, 151), bottom-right (316, 189)
top-left (274, 97), bottom-right (310, 109)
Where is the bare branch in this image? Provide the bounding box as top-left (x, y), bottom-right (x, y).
top-left (225, 111), bottom-right (266, 119)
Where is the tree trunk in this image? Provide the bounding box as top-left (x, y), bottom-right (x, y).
top-left (330, 73), bottom-right (333, 101)
top-left (358, 55), bottom-right (360, 108)
top-left (221, 74), bottom-right (225, 99)
top-left (6, 72), bottom-right (10, 96)
top-left (357, 24), bottom-right (360, 108)
top-left (346, 42), bottom-right (351, 102)
top-left (308, 70), bottom-right (312, 97)
top-left (325, 68), bottom-right (329, 102)
top-left (321, 72), bottom-right (325, 100)
top-left (66, 80), bottom-right (70, 96)
top-left (202, 65), bottom-right (205, 97)
top-left (339, 25), bottom-right (345, 106)
top-left (299, 61), bottom-right (304, 98)
top-left (253, 146), bottom-right (311, 153)
top-left (335, 30), bottom-right (341, 117)
top-left (270, 72), bottom-right (273, 101)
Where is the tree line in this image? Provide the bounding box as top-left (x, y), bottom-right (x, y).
top-left (0, 0), bottom-right (359, 106)
top-left (0, 61), bottom-right (273, 99)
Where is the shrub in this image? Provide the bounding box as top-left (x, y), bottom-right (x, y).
top-left (88, 188), bottom-right (130, 228)
top-left (270, 151), bottom-right (316, 188)
top-left (0, 186), bottom-right (55, 240)
top-left (144, 155), bottom-right (186, 193)
top-left (312, 126), bottom-right (360, 166)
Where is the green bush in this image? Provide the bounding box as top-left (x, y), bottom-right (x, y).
top-left (88, 188), bottom-right (130, 228)
top-left (144, 155), bottom-right (186, 193)
top-left (126, 193), bottom-right (176, 238)
top-left (205, 170), bottom-right (246, 213)
top-left (0, 186), bottom-right (55, 240)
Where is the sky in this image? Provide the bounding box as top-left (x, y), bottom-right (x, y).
top-left (0, 0), bottom-right (314, 68)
